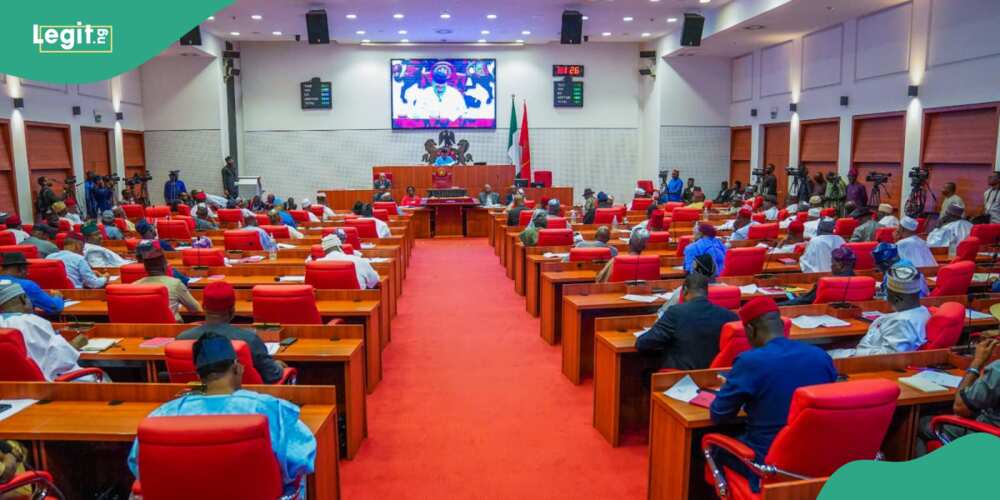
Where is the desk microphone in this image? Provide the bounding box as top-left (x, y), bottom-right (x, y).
top-left (830, 275), bottom-right (853, 311)
top-left (756, 238), bottom-right (780, 280)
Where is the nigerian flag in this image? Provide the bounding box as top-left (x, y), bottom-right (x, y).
top-left (507, 97), bottom-right (520, 167)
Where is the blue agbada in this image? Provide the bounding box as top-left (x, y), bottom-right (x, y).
top-left (683, 236), bottom-right (726, 277)
top-left (128, 390), bottom-right (316, 496)
top-left (666, 178), bottom-right (684, 202)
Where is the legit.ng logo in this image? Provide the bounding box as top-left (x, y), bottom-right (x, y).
top-left (32, 22), bottom-right (113, 54)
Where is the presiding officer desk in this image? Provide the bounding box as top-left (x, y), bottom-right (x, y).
top-left (0, 382), bottom-right (340, 499)
top-left (54, 322), bottom-right (368, 459)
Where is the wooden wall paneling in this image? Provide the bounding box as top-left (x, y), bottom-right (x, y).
top-left (799, 119), bottom-right (839, 163)
top-left (854, 163), bottom-right (903, 210)
top-left (0, 120), bottom-right (12, 170)
top-left (924, 163), bottom-right (991, 214)
top-left (763, 123), bottom-right (791, 203)
top-left (81, 127), bottom-right (111, 177)
top-left (123, 130), bottom-right (146, 179)
top-left (25, 123), bottom-right (73, 199)
top-left (730, 127), bottom-right (751, 186)
top-left (853, 112), bottom-right (906, 210)
top-left (372, 165), bottom-right (516, 199)
top-left (0, 120), bottom-right (16, 215)
top-left (922, 105), bottom-right (999, 165)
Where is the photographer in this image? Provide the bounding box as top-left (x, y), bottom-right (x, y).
top-left (824, 171), bottom-right (847, 215)
top-left (761, 164), bottom-right (778, 198)
top-left (95, 176), bottom-right (114, 213)
top-left (983, 173), bottom-right (1000, 224)
top-left (84, 171), bottom-right (98, 219)
top-left (846, 170), bottom-right (868, 209)
top-left (34, 176), bottom-right (60, 219)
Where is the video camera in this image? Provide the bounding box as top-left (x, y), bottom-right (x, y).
top-left (751, 167), bottom-right (765, 177)
top-left (866, 171), bottom-right (892, 184)
top-left (786, 165), bottom-right (808, 178)
top-left (908, 166), bottom-right (929, 186)
top-left (126, 172), bottom-right (153, 186)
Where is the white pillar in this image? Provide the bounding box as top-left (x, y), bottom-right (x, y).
top-left (5, 77), bottom-right (34, 219)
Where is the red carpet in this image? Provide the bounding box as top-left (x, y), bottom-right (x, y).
top-left (341, 238), bottom-right (647, 499)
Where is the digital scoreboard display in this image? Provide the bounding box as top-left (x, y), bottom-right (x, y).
top-left (300, 78), bottom-right (332, 109)
top-left (553, 79), bottom-right (584, 107)
top-left (552, 64), bottom-right (584, 77)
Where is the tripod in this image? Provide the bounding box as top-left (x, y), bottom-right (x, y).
top-left (868, 180), bottom-right (890, 208)
top-left (905, 180), bottom-right (937, 217)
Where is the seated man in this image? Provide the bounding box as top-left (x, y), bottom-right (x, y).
top-left (800, 219), bottom-right (846, 273)
top-left (777, 204), bottom-right (799, 229)
top-left (194, 206), bottom-right (219, 231)
top-left (877, 203), bottom-right (899, 228)
top-left (760, 196), bottom-right (778, 221)
top-left (0, 252), bottom-right (64, 315)
top-left (298, 199), bottom-right (322, 222)
top-left (133, 247), bottom-right (202, 322)
top-left (3, 214), bottom-right (28, 243)
top-left (46, 232), bottom-right (108, 289)
top-left (546, 198), bottom-right (561, 217)
top-left (127, 333), bottom-right (316, 496)
top-left (478, 184), bottom-right (501, 206)
top-left (316, 232), bottom-right (380, 289)
top-left (772, 220), bottom-right (805, 254)
top-left (896, 216), bottom-right (936, 267)
top-left (178, 282), bottom-right (288, 384)
top-left (596, 228), bottom-right (649, 283)
top-left (572, 225), bottom-right (618, 258)
top-left (241, 214), bottom-right (278, 252)
top-left (849, 206), bottom-right (878, 242)
top-left (802, 207), bottom-right (823, 239)
top-left (873, 242), bottom-right (929, 298)
top-left (709, 297), bottom-right (838, 492)
top-left (82, 221), bottom-right (133, 268)
top-left (728, 208), bottom-right (757, 242)
top-left (22, 223), bottom-right (60, 257)
top-left (519, 210), bottom-right (548, 247)
top-left (828, 265), bottom-right (929, 358)
top-left (505, 195), bottom-right (527, 226)
top-left (637, 255), bottom-right (738, 369)
top-left (100, 210), bottom-right (125, 240)
top-left (684, 222), bottom-right (726, 277)
top-left (268, 210), bottom-right (305, 239)
top-left (0, 280), bottom-right (88, 380)
top-left (686, 191), bottom-right (706, 210)
top-left (136, 220), bottom-right (176, 252)
top-left (630, 204), bottom-right (660, 237)
top-left (927, 203), bottom-right (973, 255)
top-left (314, 194), bottom-right (338, 220)
top-left (784, 245), bottom-right (855, 305)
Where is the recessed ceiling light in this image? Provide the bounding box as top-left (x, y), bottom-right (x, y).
top-left (667, 17), bottom-right (678, 23)
top-left (400, 38), bottom-right (409, 43)
top-left (699, 0), bottom-right (711, 3)
top-left (601, 32), bottom-right (612, 36)
top-left (345, 14), bottom-right (357, 20)
top-left (582, 16), bottom-right (589, 21)
top-left (272, 31), bottom-right (282, 36)
top-left (440, 13), bottom-right (451, 19)
top-left (650, 0), bottom-right (661, 2)
top-left (393, 13), bottom-right (405, 19)
top-left (521, 30), bottom-right (531, 35)
top-left (230, 32), bottom-right (240, 36)
top-left (623, 16), bottom-right (634, 22)
top-left (478, 39), bottom-right (487, 43)
top-left (361, 39), bottom-right (370, 43)
top-left (516, 39), bottom-right (524, 43)
top-left (641, 32), bottom-right (651, 37)
top-left (744, 25), bottom-right (766, 31)
top-left (486, 14), bottom-right (497, 20)
top-left (207, 16), bottom-right (215, 21)
top-left (356, 30), bottom-right (366, 35)
top-left (251, 14), bottom-right (262, 20)
top-left (481, 30), bottom-right (490, 35)
top-left (398, 29), bottom-right (407, 35)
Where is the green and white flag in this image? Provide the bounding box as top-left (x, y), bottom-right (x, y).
top-left (507, 97), bottom-right (520, 167)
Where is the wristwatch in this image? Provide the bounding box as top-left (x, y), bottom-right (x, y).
top-left (966, 367), bottom-right (982, 377)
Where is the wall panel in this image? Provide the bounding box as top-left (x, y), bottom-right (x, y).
top-left (730, 127), bottom-right (751, 186)
top-left (732, 54), bottom-right (753, 102)
top-left (802, 25), bottom-right (843, 90)
top-left (760, 42), bottom-right (793, 97)
top-left (81, 127), bottom-right (111, 177)
top-left (855, 3), bottom-right (912, 80)
top-left (25, 122), bottom-right (73, 200)
top-left (922, 103), bottom-right (1000, 213)
top-left (0, 120), bottom-right (17, 214)
top-left (763, 123), bottom-right (790, 203)
top-left (852, 113), bottom-right (906, 209)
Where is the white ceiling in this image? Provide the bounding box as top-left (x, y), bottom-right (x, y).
top-left (200, 0), bottom-right (732, 44)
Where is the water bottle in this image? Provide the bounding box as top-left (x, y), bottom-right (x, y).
top-left (268, 247), bottom-right (277, 261)
top-left (612, 216), bottom-right (619, 231)
top-left (569, 209), bottom-right (578, 225)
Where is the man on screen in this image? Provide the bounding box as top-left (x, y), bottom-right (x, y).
top-left (409, 61), bottom-right (467, 124)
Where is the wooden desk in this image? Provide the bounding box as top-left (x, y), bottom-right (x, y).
top-left (0, 382), bottom-right (339, 499)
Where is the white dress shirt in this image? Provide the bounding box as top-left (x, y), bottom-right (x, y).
top-left (829, 306), bottom-right (929, 358)
top-left (799, 234), bottom-right (847, 273)
top-left (926, 219), bottom-right (973, 255)
top-left (763, 206), bottom-right (779, 221)
top-left (729, 221), bottom-right (758, 242)
top-left (897, 235), bottom-right (937, 268)
top-left (878, 215), bottom-right (900, 228)
top-left (0, 313), bottom-right (83, 380)
top-left (803, 219), bottom-right (821, 239)
top-left (84, 243), bottom-right (134, 268)
top-left (8, 228), bottom-right (29, 243)
top-left (318, 252), bottom-right (381, 289)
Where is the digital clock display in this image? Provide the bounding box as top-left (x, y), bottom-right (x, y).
top-left (552, 65), bottom-right (584, 77)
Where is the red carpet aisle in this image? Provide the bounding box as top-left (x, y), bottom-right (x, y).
top-left (341, 238), bottom-right (646, 499)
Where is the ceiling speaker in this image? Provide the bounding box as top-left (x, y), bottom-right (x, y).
top-left (306, 9), bottom-right (330, 44)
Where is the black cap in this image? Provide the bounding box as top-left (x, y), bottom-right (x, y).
top-left (1, 252), bottom-right (27, 267)
top-left (850, 207), bottom-right (872, 219)
top-left (583, 188), bottom-right (595, 196)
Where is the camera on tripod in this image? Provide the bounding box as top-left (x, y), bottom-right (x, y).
top-left (786, 165), bottom-right (808, 178)
top-left (866, 171), bottom-right (891, 184)
top-left (908, 166), bottom-right (929, 185)
top-left (751, 168), bottom-right (765, 177)
top-left (126, 172), bottom-right (153, 187)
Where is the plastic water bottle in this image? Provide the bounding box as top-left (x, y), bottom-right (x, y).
top-left (612, 216), bottom-right (619, 231)
top-left (569, 209), bottom-right (578, 225)
top-left (268, 247), bottom-right (277, 261)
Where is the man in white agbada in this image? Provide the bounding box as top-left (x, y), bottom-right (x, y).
top-left (314, 196), bottom-right (338, 221)
top-left (927, 203), bottom-right (973, 255)
top-left (368, 217), bottom-right (392, 238)
top-left (317, 232), bottom-right (380, 289)
top-left (761, 196), bottom-right (779, 221)
top-left (876, 203), bottom-right (899, 228)
top-left (299, 199), bottom-right (322, 222)
top-left (728, 208), bottom-right (757, 242)
top-left (0, 280), bottom-right (93, 380)
top-left (800, 218), bottom-right (846, 273)
top-left (803, 207), bottom-right (823, 239)
top-left (82, 223), bottom-right (134, 268)
top-left (778, 204), bottom-right (799, 229)
top-left (896, 216), bottom-right (937, 267)
top-left (828, 265), bottom-right (929, 358)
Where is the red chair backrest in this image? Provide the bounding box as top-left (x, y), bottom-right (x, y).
top-left (751, 213), bottom-right (767, 224)
top-left (287, 210), bottom-right (310, 223)
top-left (537, 229), bottom-right (573, 246)
top-left (631, 198), bottom-right (653, 211)
top-left (0, 245), bottom-right (39, 259)
top-left (260, 225), bottom-right (290, 239)
top-left (593, 208), bottom-right (622, 225)
top-left (57, 219), bottom-right (72, 232)
top-left (373, 202), bottom-right (398, 216)
top-left (533, 170), bottom-right (553, 188)
top-left (720, 247), bottom-right (767, 276)
top-left (523, 200), bottom-right (536, 209)
top-left (309, 205), bottom-right (326, 217)
top-left (671, 208), bottom-right (701, 223)
top-left (145, 205), bottom-right (171, 218)
top-left (707, 285), bottom-right (741, 309)
top-left (764, 380), bottom-right (899, 480)
top-left (372, 209), bottom-right (389, 222)
top-left (0, 328), bottom-right (46, 381)
top-left (834, 218), bottom-right (858, 238)
top-left (216, 209), bottom-right (244, 224)
top-left (796, 212), bottom-right (809, 223)
top-left (181, 248), bottom-right (225, 267)
top-left (637, 180), bottom-right (655, 193)
top-left (953, 237), bottom-right (980, 263)
top-left (608, 255), bottom-right (660, 282)
top-left (0, 231), bottom-right (15, 246)
top-left (107, 284), bottom-right (176, 323)
top-left (345, 219), bottom-right (378, 238)
top-left (114, 218), bottom-right (129, 233)
top-left (930, 260), bottom-right (975, 296)
top-left (752, 196), bottom-right (764, 210)
top-left (648, 231), bottom-right (670, 243)
top-left (223, 230), bottom-right (264, 251)
top-left (173, 216), bottom-right (196, 233)
top-left (162, 340), bottom-right (263, 385)
top-left (922, 302), bottom-right (965, 350)
top-left (820, 208), bottom-right (835, 218)
top-left (648, 210), bottom-right (667, 231)
top-left (518, 210), bottom-right (534, 227)
top-left (875, 226), bottom-right (896, 243)
top-left (27, 259), bottom-right (74, 289)
top-left (174, 204), bottom-right (191, 216)
top-left (777, 209), bottom-right (788, 221)
top-left (323, 227), bottom-right (362, 249)
top-left (252, 285), bottom-right (322, 324)
top-left (970, 223), bottom-right (1000, 245)
top-left (156, 220), bottom-right (192, 240)
top-left (916, 217), bottom-right (928, 234)
top-left (814, 276), bottom-right (877, 303)
top-left (125, 238), bottom-right (161, 253)
top-left (569, 247), bottom-right (612, 262)
top-left (546, 216), bottom-right (567, 229)
top-left (254, 214), bottom-right (270, 227)
top-left (120, 263), bottom-right (149, 284)
top-left (54, 232), bottom-right (67, 249)
top-left (663, 201), bottom-right (685, 213)
top-left (748, 223), bottom-right (779, 240)
top-left (305, 260), bottom-right (360, 289)
top-left (121, 204), bottom-right (145, 218)
top-left (711, 318), bottom-right (791, 368)
top-left (844, 241), bottom-right (878, 270)
top-left (310, 245), bottom-right (325, 260)
top-left (675, 235), bottom-right (693, 257)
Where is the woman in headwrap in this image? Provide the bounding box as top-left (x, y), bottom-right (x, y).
top-left (519, 210), bottom-right (548, 247)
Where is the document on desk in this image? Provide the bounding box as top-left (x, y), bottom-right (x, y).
top-left (738, 284), bottom-right (759, 295)
top-left (276, 243), bottom-right (297, 249)
top-left (898, 375), bottom-right (948, 393)
top-left (791, 315), bottom-right (851, 329)
top-left (861, 311), bottom-right (884, 321)
top-left (107, 275), bottom-right (120, 282)
top-left (63, 300), bottom-right (81, 308)
top-left (542, 252), bottom-right (569, 259)
top-left (966, 309), bottom-right (993, 320)
top-left (621, 294), bottom-right (660, 303)
top-left (0, 400), bottom-right (38, 422)
top-left (186, 277), bottom-right (202, 284)
top-left (664, 375), bottom-right (700, 403)
top-left (911, 370), bottom-right (962, 389)
top-left (367, 257), bottom-right (391, 263)
top-left (633, 327), bottom-right (651, 338)
top-left (265, 342), bottom-right (280, 355)
top-left (361, 243), bottom-right (376, 249)
top-left (81, 338), bottom-right (122, 353)
top-left (972, 273), bottom-right (994, 282)
top-left (278, 275), bottom-right (306, 283)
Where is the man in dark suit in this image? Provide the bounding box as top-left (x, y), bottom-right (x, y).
top-left (506, 195), bottom-right (527, 226)
top-left (478, 184), bottom-right (501, 206)
top-left (636, 254), bottom-right (738, 369)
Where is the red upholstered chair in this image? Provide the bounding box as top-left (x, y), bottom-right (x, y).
top-left (254, 214), bottom-right (270, 227)
top-left (930, 260), bottom-right (975, 297)
top-left (593, 208), bottom-right (622, 225)
top-left (121, 203), bottom-right (145, 218)
top-left (970, 223), bottom-right (1000, 246)
top-left (916, 217), bottom-right (928, 234)
top-left (671, 208), bottom-right (701, 223)
top-left (119, 263), bottom-right (149, 284)
top-left (163, 340), bottom-right (295, 385)
top-left (814, 276), bottom-right (877, 303)
top-left (517, 210), bottom-right (534, 227)
top-left (833, 218), bottom-right (858, 238)
top-left (54, 232), bottom-right (67, 249)
top-left (310, 245), bottom-right (325, 260)
top-left (875, 227), bottom-right (896, 243)
top-left (777, 209), bottom-right (788, 221)
top-left (124, 238), bottom-right (161, 253)
top-left (631, 198), bottom-right (653, 211)
top-left (305, 260), bottom-right (360, 289)
top-left (675, 235), bottom-right (693, 257)
top-left (844, 241), bottom-right (878, 270)
top-left (224, 230), bottom-right (264, 251)
top-left (287, 210), bottom-right (310, 223)
top-left (795, 212), bottom-right (809, 223)
top-left (0, 328), bottom-right (103, 382)
top-left (952, 237), bottom-right (980, 263)
top-left (533, 170), bottom-right (553, 187)
top-left (134, 415), bottom-right (299, 500)
top-left (346, 218), bottom-right (378, 238)
top-left (107, 284), bottom-right (176, 323)
top-left (569, 247), bottom-right (612, 262)
top-left (663, 201), bottom-right (685, 213)
top-left (702, 379), bottom-right (899, 499)
top-left (174, 204), bottom-right (191, 216)
top-left (921, 302), bottom-right (965, 350)
top-left (309, 205), bottom-right (326, 218)
top-left (260, 225), bottom-right (290, 239)
top-left (927, 415), bottom-right (1000, 452)
top-left (0, 231), bottom-right (15, 246)
top-left (0, 470), bottom-right (63, 499)
top-left (711, 319), bottom-right (791, 368)
top-left (114, 218), bottom-right (129, 233)
top-left (608, 255), bottom-right (661, 282)
top-left (751, 196), bottom-right (763, 210)
top-left (173, 216), bottom-right (196, 233)
top-left (537, 229), bottom-right (574, 246)
top-left (747, 223), bottom-right (779, 240)
top-left (648, 231), bottom-right (670, 244)
top-left (341, 243), bottom-right (355, 255)
top-left (145, 205), bottom-right (171, 218)
top-left (322, 227), bottom-right (362, 249)
top-left (216, 209), bottom-right (244, 225)
top-left (637, 180), bottom-right (655, 194)
top-left (252, 285), bottom-right (322, 324)
top-left (751, 213), bottom-right (767, 224)
top-left (57, 219), bottom-right (71, 232)
top-left (181, 248), bottom-right (225, 267)
top-left (156, 219), bottom-right (192, 240)
top-left (647, 210), bottom-right (667, 231)
top-left (0, 244), bottom-right (39, 259)
top-left (546, 216), bottom-right (567, 229)
top-left (820, 208), bottom-right (835, 217)
top-left (523, 200), bottom-right (536, 209)
top-left (26, 259), bottom-right (74, 289)
top-left (373, 202), bottom-right (398, 215)
top-left (372, 209), bottom-right (389, 222)
top-left (704, 200), bottom-right (713, 209)
top-left (706, 285), bottom-right (741, 309)
top-left (720, 247), bottom-right (767, 277)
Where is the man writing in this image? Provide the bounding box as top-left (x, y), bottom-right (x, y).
top-left (0, 253), bottom-right (64, 315)
top-left (0, 280), bottom-right (89, 380)
top-left (46, 232), bottom-right (108, 289)
top-left (315, 232), bottom-right (380, 289)
top-left (800, 219), bottom-right (846, 273)
top-left (22, 223), bottom-right (59, 257)
top-left (82, 221), bottom-right (133, 269)
top-left (222, 156), bottom-right (238, 200)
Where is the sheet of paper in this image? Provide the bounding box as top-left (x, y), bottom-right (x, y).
top-left (186, 277), bottom-right (202, 284)
top-left (139, 337), bottom-right (174, 348)
top-left (633, 327), bottom-right (651, 338)
top-left (367, 257), bottom-right (391, 263)
top-left (265, 342), bottom-right (280, 356)
top-left (361, 243), bottom-right (376, 249)
top-left (664, 375), bottom-right (700, 403)
top-left (862, 311), bottom-right (885, 321)
top-left (81, 338), bottom-right (122, 353)
top-left (278, 275), bottom-right (306, 283)
top-left (63, 300), bottom-right (81, 308)
top-left (276, 243), bottom-right (297, 249)
top-left (621, 294), bottom-right (659, 303)
top-left (913, 370), bottom-right (962, 389)
top-left (972, 273), bottom-right (994, 282)
top-left (738, 284), bottom-right (759, 295)
top-left (107, 275), bottom-right (120, 282)
top-left (0, 399), bottom-right (38, 423)
top-left (967, 309), bottom-right (993, 320)
top-left (792, 315), bottom-right (851, 329)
